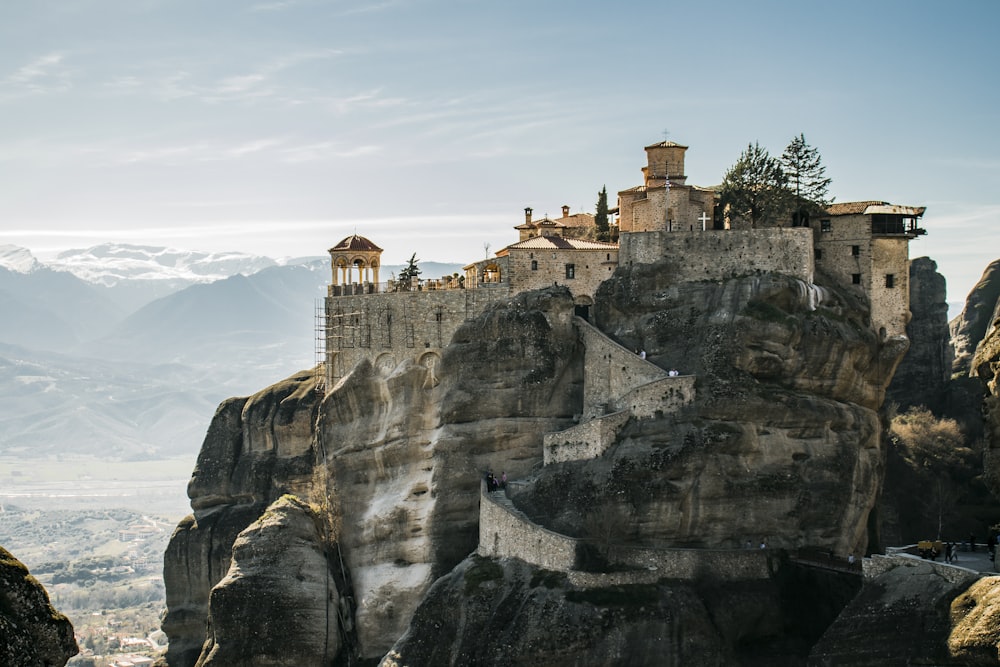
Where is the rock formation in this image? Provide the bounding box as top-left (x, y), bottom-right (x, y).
top-left (162, 254), bottom-right (909, 665)
top-left (0, 545), bottom-right (78, 667)
top-left (953, 260), bottom-right (1000, 378)
top-left (887, 256), bottom-right (952, 413)
top-left (809, 558), bottom-right (980, 666)
top-left (971, 265), bottom-right (1000, 499)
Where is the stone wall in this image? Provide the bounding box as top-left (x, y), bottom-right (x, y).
top-left (324, 286), bottom-right (512, 383)
top-left (619, 228), bottom-right (814, 284)
top-left (619, 374), bottom-right (696, 420)
top-left (863, 553), bottom-right (983, 585)
top-left (506, 247), bottom-right (618, 303)
top-left (813, 214), bottom-right (914, 338)
top-left (543, 409), bottom-right (631, 465)
top-left (479, 484), bottom-right (771, 582)
top-left (576, 317), bottom-right (670, 420)
top-left (478, 483), bottom-right (577, 571)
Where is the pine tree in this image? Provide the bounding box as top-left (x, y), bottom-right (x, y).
top-left (398, 253), bottom-right (421, 289)
top-left (781, 133), bottom-right (832, 224)
top-left (719, 142), bottom-right (792, 228)
top-left (594, 185), bottom-right (610, 241)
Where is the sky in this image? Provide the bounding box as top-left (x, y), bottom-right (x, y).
top-left (1, 0), bottom-right (998, 311)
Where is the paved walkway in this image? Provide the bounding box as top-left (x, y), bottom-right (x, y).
top-left (888, 545), bottom-right (998, 575)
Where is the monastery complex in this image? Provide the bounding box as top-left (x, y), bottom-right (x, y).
top-left (321, 140), bottom-right (926, 389)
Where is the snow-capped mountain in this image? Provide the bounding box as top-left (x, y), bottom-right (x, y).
top-left (0, 244), bottom-right (42, 273)
top-left (47, 243), bottom-right (297, 286)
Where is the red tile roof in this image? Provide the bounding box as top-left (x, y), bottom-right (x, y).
top-left (328, 234), bottom-right (383, 253)
top-left (825, 201), bottom-right (889, 216)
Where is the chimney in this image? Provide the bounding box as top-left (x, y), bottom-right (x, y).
top-left (561, 205), bottom-right (570, 218)
top-left (524, 207), bottom-right (533, 225)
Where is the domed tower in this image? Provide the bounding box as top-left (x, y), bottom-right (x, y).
top-left (328, 234), bottom-right (383, 296)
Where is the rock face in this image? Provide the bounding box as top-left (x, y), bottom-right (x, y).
top-left (953, 260), bottom-right (1000, 378)
top-left (163, 288), bottom-right (581, 664)
top-left (809, 558), bottom-right (980, 666)
top-left (163, 262), bottom-right (905, 665)
top-left (971, 265), bottom-right (1000, 499)
top-left (886, 256), bottom-right (952, 413)
top-left (950, 575), bottom-right (1000, 665)
top-left (194, 495), bottom-right (339, 667)
top-left (383, 554), bottom-right (859, 667)
top-left (0, 546), bottom-right (78, 667)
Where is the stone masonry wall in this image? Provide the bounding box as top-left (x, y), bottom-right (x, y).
top-left (324, 286), bottom-right (512, 382)
top-left (619, 228), bottom-right (814, 284)
top-left (619, 375), bottom-right (696, 420)
top-left (543, 410), bottom-right (631, 465)
top-left (478, 483), bottom-right (576, 571)
top-left (480, 484), bottom-right (771, 582)
top-left (577, 317), bottom-right (669, 420)
top-left (506, 247), bottom-right (618, 303)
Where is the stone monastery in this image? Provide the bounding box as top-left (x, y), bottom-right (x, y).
top-left (321, 140), bottom-right (926, 389)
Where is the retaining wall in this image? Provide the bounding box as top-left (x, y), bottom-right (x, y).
top-left (543, 410), bottom-right (630, 465)
top-left (619, 375), bottom-right (696, 420)
top-left (324, 286), bottom-right (512, 383)
top-left (577, 317), bottom-right (669, 420)
top-left (479, 484), bottom-right (771, 583)
top-left (620, 228), bottom-right (814, 284)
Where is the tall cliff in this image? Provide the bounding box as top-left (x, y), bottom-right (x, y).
top-left (162, 263), bottom-right (905, 665)
top-left (886, 256), bottom-right (952, 413)
top-left (0, 546), bottom-right (78, 667)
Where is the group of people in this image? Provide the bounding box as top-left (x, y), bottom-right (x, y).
top-left (485, 471), bottom-right (506, 492)
top-left (633, 350), bottom-right (681, 377)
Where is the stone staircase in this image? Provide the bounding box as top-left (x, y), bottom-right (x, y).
top-left (475, 317), bottom-right (775, 584)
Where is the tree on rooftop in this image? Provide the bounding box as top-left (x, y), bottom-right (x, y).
top-left (719, 142), bottom-right (792, 228)
top-left (781, 133), bottom-right (832, 224)
top-left (595, 185), bottom-right (611, 241)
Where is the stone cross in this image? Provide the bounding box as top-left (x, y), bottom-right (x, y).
top-left (698, 212), bottom-right (710, 231)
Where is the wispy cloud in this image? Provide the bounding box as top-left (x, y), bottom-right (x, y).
top-left (1, 52), bottom-right (72, 98)
top-left (279, 141), bottom-right (381, 163)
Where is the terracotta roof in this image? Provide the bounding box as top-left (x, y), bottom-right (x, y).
top-left (557, 212), bottom-right (595, 228)
top-left (328, 234), bottom-right (383, 253)
top-left (825, 201), bottom-right (888, 216)
top-left (507, 236), bottom-right (619, 251)
top-left (644, 141), bottom-right (688, 150)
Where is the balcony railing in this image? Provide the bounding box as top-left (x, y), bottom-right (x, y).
top-left (328, 277), bottom-right (509, 297)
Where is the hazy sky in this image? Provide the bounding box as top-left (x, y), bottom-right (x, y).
top-left (1, 0), bottom-right (997, 308)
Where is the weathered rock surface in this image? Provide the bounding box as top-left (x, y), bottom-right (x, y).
top-left (163, 262), bottom-right (911, 665)
top-left (0, 545), bottom-right (77, 667)
top-left (194, 495), bottom-right (339, 667)
top-left (809, 558), bottom-right (980, 666)
top-left (950, 575), bottom-right (1000, 665)
top-left (887, 256), bottom-right (952, 413)
top-left (972, 264), bottom-right (1000, 500)
top-left (163, 288), bottom-right (581, 664)
top-left (383, 554), bottom-right (860, 667)
top-left (953, 260), bottom-right (1000, 378)
top-left (162, 372), bottom-right (323, 667)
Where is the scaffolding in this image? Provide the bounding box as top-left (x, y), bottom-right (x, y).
top-left (324, 300), bottom-right (364, 384)
top-left (314, 299), bottom-right (326, 394)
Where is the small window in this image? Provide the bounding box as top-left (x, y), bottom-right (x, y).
top-left (531, 260), bottom-right (538, 271)
top-left (852, 274), bottom-right (862, 285)
top-left (820, 219), bottom-right (832, 232)
top-left (851, 245), bottom-right (860, 256)
top-left (435, 311), bottom-right (443, 322)
top-left (885, 274), bottom-right (895, 288)
top-left (565, 264), bottom-right (575, 279)
top-left (814, 249), bottom-right (823, 260)
top-left (606, 253), bottom-right (611, 261)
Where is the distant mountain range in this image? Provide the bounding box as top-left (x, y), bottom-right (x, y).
top-left (0, 243), bottom-right (463, 460)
